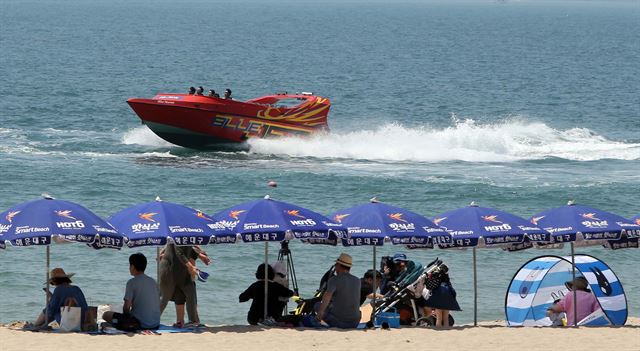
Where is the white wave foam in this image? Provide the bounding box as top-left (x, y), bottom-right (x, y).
top-left (121, 126), bottom-right (174, 147)
top-left (248, 119), bottom-right (640, 162)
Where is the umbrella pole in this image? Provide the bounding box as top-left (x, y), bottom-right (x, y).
top-left (371, 245), bottom-right (377, 322)
top-left (264, 241), bottom-right (269, 321)
top-left (45, 245), bottom-right (50, 326)
top-left (473, 247), bottom-right (478, 327)
top-left (571, 242), bottom-right (577, 327)
top-left (156, 247), bottom-right (160, 281)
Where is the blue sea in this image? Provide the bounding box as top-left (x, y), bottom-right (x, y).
top-left (1, 0), bottom-right (638, 325)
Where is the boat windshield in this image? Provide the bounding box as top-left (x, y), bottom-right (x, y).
top-left (272, 98), bottom-right (306, 108)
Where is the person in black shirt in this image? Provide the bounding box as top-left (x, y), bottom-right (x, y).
top-left (360, 269), bottom-right (383, 305)
top-left (239, 263), bottom-right (294, 325)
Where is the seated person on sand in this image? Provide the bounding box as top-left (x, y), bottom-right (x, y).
top-left (315, 253), bottom-right (361, 329)
top-left (103, 253), bottom-right (161, 331)
top-left (547, 276), bottom-right (599, 326)
top-left (239, 263), bottom-right (294, 325)
top-left (360, 269), bottom-right (383, 305)
top-left (31, 268), bottom-right (88, 328)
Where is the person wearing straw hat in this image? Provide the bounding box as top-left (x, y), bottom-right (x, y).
top-left (315, 253), bottom-right (361, 329)
top-left (31, 268), bottom-right (88, 329)
top-left (548, 276), bottom-right (599, 326)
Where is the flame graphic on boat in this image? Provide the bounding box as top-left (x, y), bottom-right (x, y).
top-left (256, 97), bottom-right (329, 125)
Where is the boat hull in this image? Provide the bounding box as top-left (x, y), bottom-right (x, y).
top-left (127, 93), bottom-right (330, 149)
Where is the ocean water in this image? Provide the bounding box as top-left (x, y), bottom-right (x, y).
top-left (0, 0), bottom-right (639, 325)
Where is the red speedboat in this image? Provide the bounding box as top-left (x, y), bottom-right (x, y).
top-left (127, 92), bottom-right (331, 149)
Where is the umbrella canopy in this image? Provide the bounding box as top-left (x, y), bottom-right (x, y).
top-left (0, 195), bottom-right (123, 249)
top-left (108, 198), bottom-right (232, 247)
top-left (328, 199), bottom-right (451, 247)
top-left (210, 195), bottom-right (347, 242)
top-left (432, 202), bottom-right (548, 248)
top-left (529, 202), bottom-right (640, 246)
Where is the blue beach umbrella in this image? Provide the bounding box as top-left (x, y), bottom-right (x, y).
top-left (210, 195), bottom-right (347, 320)
top-left (608, 215), bottom-right (640, 249)
top-left (431, 202), bottom-right (550, 326)
top-left (328, 198), bottom-right (451, 247)
top-left (0, 194), bottom-right (123, 249)
top-left (0, 194), bottom-right (124, 324)
top-left (529, 201), bottom-right (640, 326)
top-left (530, 202), bottom-right (639, 246)
top-left (108, 197), bottom-right (232, 248)
top-left (210, 195), bottom-right (347, 243)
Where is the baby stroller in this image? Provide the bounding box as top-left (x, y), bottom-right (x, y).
top-left (368, 258), bottom-right (455, 327)
top-left (291, 265), bottom-right (336, 316)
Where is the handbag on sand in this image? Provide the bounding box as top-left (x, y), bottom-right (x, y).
top-left (82, 306), bottom-right (98, 331)
top-left (59, 298), bottom-right (82, 332)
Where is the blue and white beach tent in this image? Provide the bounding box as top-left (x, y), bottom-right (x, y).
top-left (505, 255), bottom-right (627, 326)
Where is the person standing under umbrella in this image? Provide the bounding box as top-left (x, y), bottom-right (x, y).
top-left (159, 244), bottom-right (207, 327)
top-left (424, 264), bottom-right (461, 327)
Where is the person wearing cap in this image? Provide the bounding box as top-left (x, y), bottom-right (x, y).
top-left (548, 276), bottom-right (600, 326)
top-left (32, 268), bottom-right (88, 328)
top-left (315, 253), bottom-right (361, 328)
top-left (380, 253), bottom-right (417, 294)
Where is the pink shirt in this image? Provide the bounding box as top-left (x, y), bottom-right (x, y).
top-left (557, 290), bottom-right (600, 326)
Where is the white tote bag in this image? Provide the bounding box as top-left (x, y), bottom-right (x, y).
top-left (59, 306), bottom-right (82, 332)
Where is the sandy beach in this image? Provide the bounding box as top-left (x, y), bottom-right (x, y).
top-left (1, 318), bottom-right (638, 351)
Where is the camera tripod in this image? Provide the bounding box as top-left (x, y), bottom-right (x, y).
top-left (277, 240), bottom-right (299, 295)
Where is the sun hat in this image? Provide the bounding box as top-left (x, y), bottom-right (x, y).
top-left (392, 253), bottom-right (408, 262)
top-left (336, 253), bottom-right (353, 268)
top-left (565, 276), bottom-right (590, 292)
top-left (48, 268), bottom-right (75, 283)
